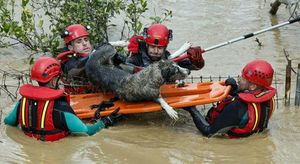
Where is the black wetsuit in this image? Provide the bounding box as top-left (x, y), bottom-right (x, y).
top-left (61, 55), bottom-right (89, 80)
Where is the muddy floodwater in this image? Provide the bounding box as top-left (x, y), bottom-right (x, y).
top-left (1, 0), bottom-right (300, 163)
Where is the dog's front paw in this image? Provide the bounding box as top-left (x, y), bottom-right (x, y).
top-left (182, 42), bottom-right (192, 50)
top-left (164, 106), bottom-right (179, 120)
top-left (155, 97), bottom-right (179, 120)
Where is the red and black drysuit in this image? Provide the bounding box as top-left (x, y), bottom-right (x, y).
top-left (14, 84), bottom-right (73, 141)
top-left (184, 88), bottom-right (276, 138)
top-left (4, 84), bottom-right (109, 141)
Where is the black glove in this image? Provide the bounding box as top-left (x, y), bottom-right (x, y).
top-left (225, 78), bottom-right (238, 96)
top-left (113, 53), bottom-right (126, 65)
top-left (102, 108), bottom-right (121, 128)
top-left (93, 100), bottom-right (115, 119)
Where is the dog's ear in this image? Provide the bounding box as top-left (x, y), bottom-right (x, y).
top-left (157, 59), bottom-right (169, 67)
top-left (94, 42), bottom-right (113, 50)
top-left (93, 43), bottom-right (117, 56)
top-left (161, 61), bottom-right (177, 82)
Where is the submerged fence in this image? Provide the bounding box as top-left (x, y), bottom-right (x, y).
top-left (0, 69), bottom-right (31, 101)
top-left (294, 63), bottom-right (300, 105)
top-left (283, 48), bottom-right (300, 106)
top-left (0, 68), bottom-right (285, 103)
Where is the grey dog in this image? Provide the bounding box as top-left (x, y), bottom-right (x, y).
top-left (85, 44), bottom-right (190, 119)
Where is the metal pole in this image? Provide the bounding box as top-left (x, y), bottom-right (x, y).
top-left (285, 60), bottom-right (292, 105)
top-left (170, 17), bottom-right (300, 60)
top-left (204, 17), bottom-right (300, 52)
top-left (295, 63), bottom-right (300, 106)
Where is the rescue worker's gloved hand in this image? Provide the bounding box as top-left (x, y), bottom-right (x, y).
top-left (113, 54), bottom-right (126, 65)
top-left (225, 78), bottom-right (238, 96)
top-left (187, 47), bottom-right (205, 69)
top-left (102, 108), bottom-right (121, 128)
top-left (128, 35), bottom-right (144, 54)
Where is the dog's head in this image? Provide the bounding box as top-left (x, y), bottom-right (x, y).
top-left (158, 60), bottom-right (190, 83)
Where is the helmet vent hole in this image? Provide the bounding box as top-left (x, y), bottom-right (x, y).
top-left (42, 72), bottom-right (48, 77)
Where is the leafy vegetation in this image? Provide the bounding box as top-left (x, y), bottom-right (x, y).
top-left (0, 0), bottom-right (172, 57)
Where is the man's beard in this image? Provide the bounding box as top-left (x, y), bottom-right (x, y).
top-left (150, 55), bottom-right (162, 61)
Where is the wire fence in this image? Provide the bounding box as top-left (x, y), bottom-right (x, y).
top-left (0, 68), bottom-right (287, 103)
top-left (0, 69), bottom-right (31, 101)
top-left (286, 0), bottom-right (300, 19)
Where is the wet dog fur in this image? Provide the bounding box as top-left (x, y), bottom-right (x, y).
top-left (85, 44), bottom-right (190, 119)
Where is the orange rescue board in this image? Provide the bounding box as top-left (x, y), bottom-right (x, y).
top-left (71, 81), bottom-right (231, 119)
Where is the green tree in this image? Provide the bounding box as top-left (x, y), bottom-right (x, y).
top-left (0, 0), bottom-right (60, 54)
top-left (0, 0), bottom-right (172, 57)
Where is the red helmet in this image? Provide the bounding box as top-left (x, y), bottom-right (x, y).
top-left (242, 59), bottom-right (274, 87)
top-left (62, 24), bottom-right (89, 44)
top-left (31, 56), bottom-right (61, 83)
top-left (144, 23), bottom-right (172, 47)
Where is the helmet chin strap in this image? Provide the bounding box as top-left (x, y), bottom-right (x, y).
top-left (47, 76), bottom-right (61, 89)
top-left (242, 82), bottom-right (264, 93)
top-left (54, 76), bottom-right (61, 89)
top-left (238, 80), bottom-right (251, 92)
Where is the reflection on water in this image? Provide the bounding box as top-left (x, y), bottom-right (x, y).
top-left (1, 0), bottom-right (300, 163)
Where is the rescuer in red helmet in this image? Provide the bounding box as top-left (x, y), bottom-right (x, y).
top-left (55, 24), bottom-right (97, 94)
top-left (184, 59), bottom-right (277, 138)
top-left (4, 56), bottom-right (120, 142)
top-left (126, 23), bottom-right (205, 71)
top-left (57, 24), bottom-right (93, 80)
top-left (57, 24), bottom-right (138, 93)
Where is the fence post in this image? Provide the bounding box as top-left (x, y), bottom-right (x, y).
top-left (0, 108), bottom-right (2, 125)
top-left (269, 0), bottom-right (282, 15)
top-left (285, 60), bottom-right (291, 105)
top-left (295, 63), bottom-right (300, 106)
top-left (274, 72), bottom-right (279, 109)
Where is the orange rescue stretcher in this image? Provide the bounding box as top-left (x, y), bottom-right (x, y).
top-left (71, 81), bottom-right (231, 119)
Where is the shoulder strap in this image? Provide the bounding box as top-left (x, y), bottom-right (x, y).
top-left (238, 87), bottom-right (276, 103)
